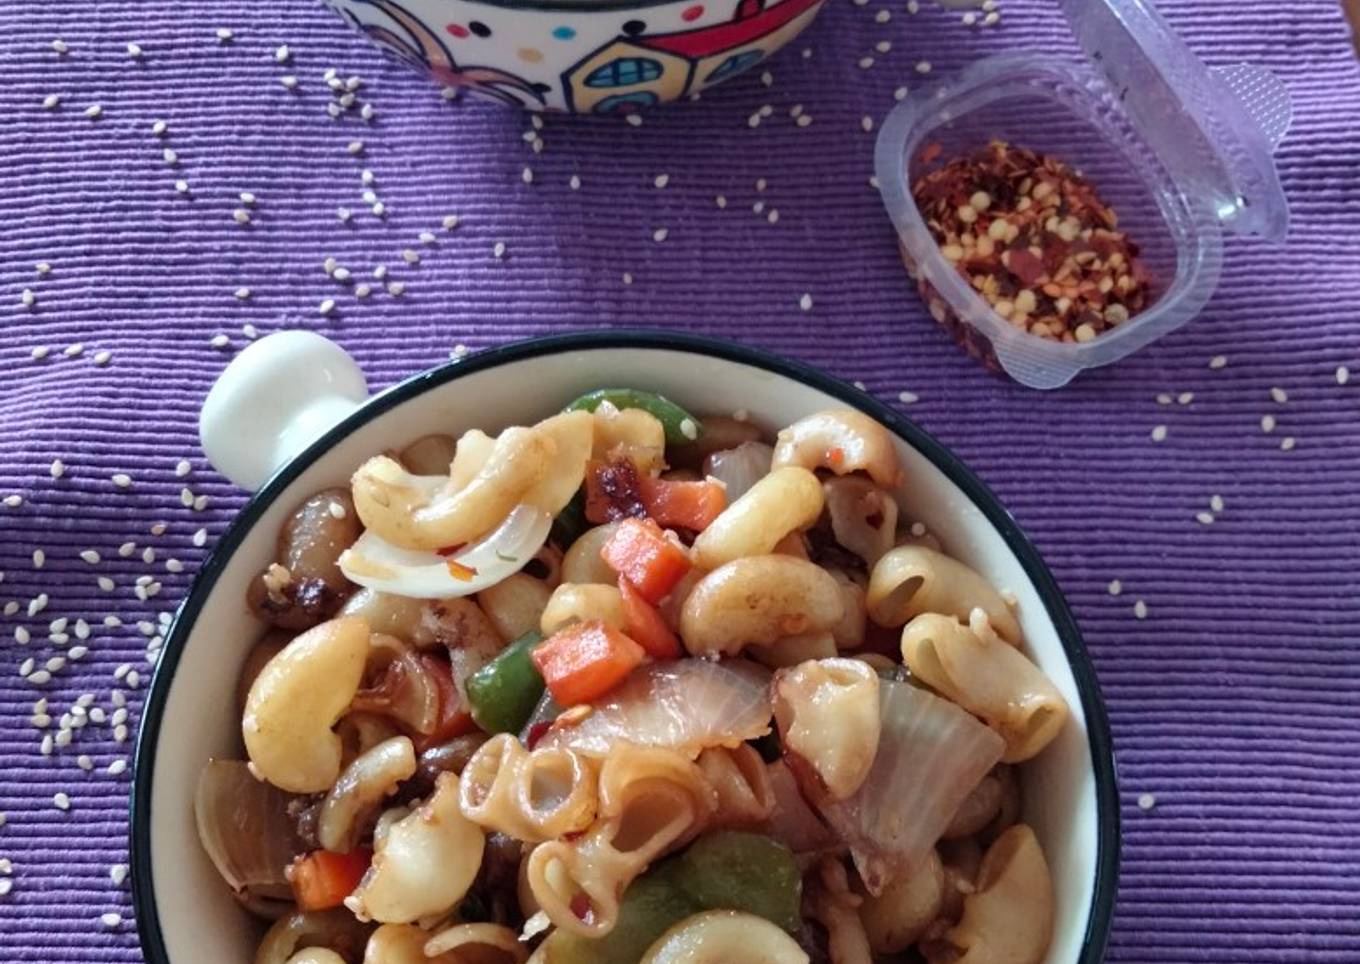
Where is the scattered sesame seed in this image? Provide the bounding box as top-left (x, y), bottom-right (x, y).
top-left (27, 669), bottom-right (51, 685)
top-left (108, 759), bottom-right (128, 776)
top-left (64, 342), bottom-right (85, 358)
top-left (898, 390), bottom-right (919, 404)
top-left (361, 103), bottom-right (376, 121)
top-left (50, 459), bottom-right (65, 479)
top-left (100, 911), bottom-right (122, 928)
top-left (127, 670), bottom-right (141, 688)
top-left (679, 418), bottom-right (699, 442)
top-left (31, 346), bottom-right (49, 361)
top-left (983, 10), bottom-right (1000, 25)
top-left (907, 0), bottom-right (920, 11)
top-left (875, 40), bottom-right (892, 53)
top-left (443, 214), bottom-right (461, 229)
top-left (166, 558), bottom-right (184, 574)
top-left (93, 350), bottom-right (112, 366)
top-left (233, 208), bottom-right (251, 225)
top-left (1337, 366), bottom-right (1350, 386)
top-left (97, 576), bottom-right (115, 592)
top-left (15, 627), bottom-right (30, 645)
top-left (275, 44), bottom-right (290, 63)
top-left (318, 298), bottom-right (336, 316)
top-left (419, 231), bottom-right (437, 245)
top-left (111, 864), bottom-right (129, 886)
top-left (492, 241), bottom-right (507, 260)
top-left (69, 645), bottom-right (88, 661)
top-left (2, 495), bottom-right (21, 508)
top-left (21, 289), bottom-right (36, 308)
top-left (962, 10), bottom-right (977, 25)
top-left (1260, 414), bottom-right (1276, 433)
top-left (654, 173), bottom-right (670, 189)
top-left (386, 281), bottom-right (406, 297)
top-left (652, 228), bottom-right (669, 243)
top-left (799, 293), bottom-right (814, 312)
top-left (162, 147), bottom-right (179, 165)
top-left (1270, 386), bottom-right (1288, 404)
top-left (894, 86), bottom-right (909, 101)
top-left (355, 283), bottom-right (371, 299)
top-left (715, 195), bottom-right (727, 209)
top-left (767, 209), bottom-right (779, 224)
top-left (42, 93), bottom-right (60, 110)
top-left (1177, 392), bottom-right (1194, 405)
top-left (1134, 599), bottom-right (1148, 619)
top-left (861, 115), bottom-right (874, 132)
top-left (333, 267), bottom-right (352, 283)
top-left (280, 75), bottom-right (298, 90)
top-left (111, 473), bottom-right (131, 489)
top-left (1156, 393), bottom-right (1172, 405)
top-left (52, 38), bottom-right (69, 54)
top-left (1108, 579), bottom-right (1122, 596)
top-left (625, 114), bottom-right (642, 127)
top-left (796, 115), bottom-right (812, 128)
top-left (209, 333), bottom-right (229, 349)
top-left (1195, 511), bottom-right (1215, 526)
top-left (1150, 425), bottom-right (1167, 442)
top-left (347, 140), bottom-right (364, 155)
top-left (114, 724), bottom-right (129, 742)
top-left (32, 550), bottom-right (44, 569)
top-left (915, 60), bottom-right (932, 74)
top-left (440, 85), bottom-right (459, 101)
top-left (858, 56), bottom-right (875, 69)
top-left (215, 27), bottom-right (234, 42)
top-left (193, 495), bottom-right (208, 512)
top-left (521, 166), bottom-right (534, 185)
top-left (1209, 355), bottom-right (1227, 370)
top-left (1280, 436), bottom-right (1296, 451)
top-left (175, 179), bottom-right (189, 194)
top-left (77, 754), bottom-right (93, 772)
top-left (622, 272), bottom-right (634, 285)
top-left (875, 8), bottom-right (891, 21)
top-left (1138, 793), bottom-right (1157, 810)
top-left (85, 104), bottom-right (103, 120)
top-left (402, 248), bottom-right (420, 265)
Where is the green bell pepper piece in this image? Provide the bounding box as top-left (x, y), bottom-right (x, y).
top-left (564, 388), bottom-right (703, 447)
top-left (550, 489), bottom-right (588, 549)
top-left (674, 831), bottom-right (802, 933)
top-left (465, 630), bottom-right (545, 734)
top-left (537, 861), bottom-right (696, 964)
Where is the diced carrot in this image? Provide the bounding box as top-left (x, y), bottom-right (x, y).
top-left (417, 655), bottom-right (476, 750)
top-left (639, 476), bottom-right (727, 532)
top-left (531, 620), bottom-right (647, 706)
top-left (618, 576), bottom-right (682, 660)
top-left (290, 848), bottom-right (371, 911)
top-left (599, 518), bottom-right (692, 604)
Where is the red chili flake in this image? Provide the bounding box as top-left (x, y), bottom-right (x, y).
top-left (826, 446), bottom-right (846, 468)
top-left (918, 142), bottom-right (944, 166)
top-left (445, 560), bottom-right (477, 581)
top-left (435, 543), bottom-right (466, 557)
top-left (1005, 248), bottom-right (1045, 286)
top-left (525, 720), bottom-right (552, 750)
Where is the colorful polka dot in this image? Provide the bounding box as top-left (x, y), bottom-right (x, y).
top-left (552, 25), bottom-right (576, 40)
top-left (622, 19), bottom-right (647, 36)
top-left (518, 47), bottom-right (544, 63)
top-left (681, 4), bottom-right (705, 21)
top-left (469, 20), bottom-right (492, 37)
top-left (445, 23), bottom-right (469, 38)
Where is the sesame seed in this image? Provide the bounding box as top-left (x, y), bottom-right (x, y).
top-left (333, 267), bottom-right (351, 283)
top-left (327, 501), bottom-right (346, 520)
top-left (28, 669), bottom-right (52, 685)
top-left (1336, 366), bottom-right (1350, 386)
top-left (386, 281), bottom-right (406, 297)
top-left (19, 658), bottom-right (34, 677)
top-left (162, 147), bottom-right (178, 166)
top-left (97, 576), bottom-right (115, 591)
top-left (894, 86), bottom-right (909, 101)
top-left (419, 231), bottom-right (437, 245)
top-left (876, 40), bottom-right (892, 53)
top-left (21, 289), bottom-right (36, 308)
top-left (119, 541), bottom-right (136, 557)
top-left (402, 248), bottom-right (420, 264)
top-left (767, 209), bottom-right (779, 224)
top-left (85, 104), bottom-right (103, 119)
top-left (111, 865), bottom-right (129, 886)
top-left (32, 549), bottom-right (44, 569)
top-left (52, 38), bottom-right (69, 54)
top-left (93, 350), bottom-right (112, 366)
top-left (15, 627), bottom-right (30, 645)
top-left (1209, 355), bottom-right (1227, 370)
top-left (275, 44), bottom-right (290, 62)
top-left (1280, 436), bottom-right (1296, 451)
top-left (1260, 414), bottom-right (1276, 433)
top-left (1134, 599), bottom-right (1148, 619)
top-left (280, 75), bottom-right (298, 89)
top-left (361, 103), bottom-right (375, 121)
top-left (622, 272), bottom-right (634, 285)
top-left (108, 759), bottom-right (128, 776)
top-left (716, 195), bottom-right (727, 209)
top-left (28, 594), bottom-right (48, 616)
top-left (233, 208), bottom-right (251, 225)
top-left (111, 473), bottom-right (131, 489)
top-left (69, 646), bottom-right (88, 661)
top-left (653, 228), bottom-right (669, 243)
top-left (1108, 579), bottom-right (1122, 596)
top-left (443, 214), bottom-right (461, 229)
top-left (42, 94), bottom-right (60, 109)
top-left (796, 115), bottom-right (812, 128)
top-left (64, 342), bottom-right (85, 358)
top-left (898, 390), bottom-right (919, 405)
top-left (521, 166), bottom-right (534, 185)
top-left (180, 487), bottom-right (193, 507)
top-left (175, 179), bottom-right (189, 194)
top-left (355, 283), bottom-right (371, 299)
top-left (127, 670), bottom-right (141, 688)
top-left (861, 115), bottom-right (874, 133)
top-left (77, 754), bottom-right (93, 772)
top-left (876, 9), bottom-right (891, 21)
top-left (858, 56), bottom-right (875, 69)
top-left (30, 346), bottom-right (49, 361)
top-left (1177, 392), bottom-right (1194, 405)
top-left (324, 257), bottom-right (337, 276)
top-left (100, 911), bottom-right (122, 928)
top-left (166, 559), bottom-right (184, 574)
top-left (1138, 793), bottom-right (1157, 810)
top-left (234, 286), bottom-right (251, 301)
top-left (49, 459), bottom-right (65, 479)
top-left (114, 724), bottom-right (129, 742)
top-left (983, 9), bottom-right (1000, 25)
top-left (175, 459), bottom-right (191, 477)
top-left (319, 298), bottom-right (336, 316)
top-left (907, 0), bottom-right (920, 11)
top-left (347, 140), bottom-right (364, 155)
top-left (1156, 393), bottom-right (1172, 405)
top-left (799, 293), bottom-right (814, 312)
top-left (654, 173), bottom-right (670, 189)
top-left (80, 549), bottom-right (101, 564)
top-left (962, 10), bottom-right (977, 25)
top-left (1150, 425), bottom-right (1167, 442)
top-left (1270, 386), bottom-right (1288, 404)
top-left (679, 418), bottom-right (699, 441)
top-left (215, 27), bottom-right (233, 42)
top-left (915, 60), bottom-right (932, 74)
top-left (193, 495), bottom-right (208, 511)
top-left (0, 879), bottom-right (11, 897)
top-left (625, 114), bottom-right (642, 127)
top-left (747, 112), bottom-right (761, 129)
top-left (209, 333), bottom-right (229, 349)
top-left (1195, 511), bottom-right (1215, 526)
top-left (492, 242), bottom-right (507, 259)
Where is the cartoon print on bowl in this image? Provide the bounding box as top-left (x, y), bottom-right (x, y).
top-left (334, 0), bottom-right (549, 108)
top-left (562, 0), bottom-right (822, 114)
top-left (324, 0), bottom-right (827, 112)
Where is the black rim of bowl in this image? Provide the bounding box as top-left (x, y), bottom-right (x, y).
top-left (131, 329), bottom-right (1120, 963)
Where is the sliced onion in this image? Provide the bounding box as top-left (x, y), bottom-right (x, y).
top-left (808, 680), bottom-right (1004, 896)
top-left (338, 503), bottom-right (552, 599)
top-left (761, 759), bottom-right (839, 855)
top-left (194, 759), bottom-right (302, 896)
top-left (350, 648), bottom-right (440, 735)
top-left (519, 688), bottom-right (564, 749)
top-left (704, 442), bottom-right (774, 503)
top-left (536, 659), bottom-right (772, 759)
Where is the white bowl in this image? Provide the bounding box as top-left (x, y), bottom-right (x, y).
top-left (130, 330), bottom-right (1119, 963)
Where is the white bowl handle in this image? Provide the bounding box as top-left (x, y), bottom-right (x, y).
top-left (199, 331), bottom-right (369, 491)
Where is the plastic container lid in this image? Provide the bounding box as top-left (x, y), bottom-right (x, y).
top-left (875, 0), bottom-right (1292, 388)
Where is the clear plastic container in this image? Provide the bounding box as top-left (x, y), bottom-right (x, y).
top-left (875, 0), bottom-right (1292, 389)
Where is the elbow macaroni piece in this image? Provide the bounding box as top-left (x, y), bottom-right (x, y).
top-left (592, 405), bottom-right (667, 473)
top-left (690, 467), bottom-right (824, 570)
top-left (772, 659), bottom-right (881, 801)
top-left (680, 555), bottom-right (845, 658)
top-left (540, 583), bottom-right (626, 636)
top-left (348, 773), bottom-right (485, 924)
top-left (748, 631), bottom-right (838, 670)
top-left (900, 611), bottom-right (1068, 763)
top-left (243, 617), bottom-right (371, 794)
top-left (640, 911), bottom-right (809, 964)
top-left (526, 745), bottom-right (717, 938)
top-left (823, 476), bottom-right (899, 566)
top-left (459, 734), bottom-right (598, 842)
top-left (318, 735), bottom-right (417, 853)
top-left (478, 572), bottom-right (554, 642)
top-left (519, 411), bottom-right (594, 515)
top-left (806, 858), bottom-right (873, 964)
top-left (855, 848), bottom-right (946, 953)
top-left (828, 570), bottom-right (867, 650)
top-left (561, 523), bottom-right (621, 586)
top-left (931, 825), bottom-right (1054, 964)
top-left (696, 744), bottom-right (776, 828)
top-left (286, 952), bottom-right (346, 964)
top-left (866, 545), bottom-right (1021, 643)
top-left (398, 434), bottom-right (457, 475)
top-left (772, 410), bottom-right (903, 489)
top-left (363, 923), bottom-right (465, 964)
top-left (424, 923), bottom-right (528, 963)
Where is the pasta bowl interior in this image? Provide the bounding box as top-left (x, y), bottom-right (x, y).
top-left (131, 331), bottom-right (1118, 964)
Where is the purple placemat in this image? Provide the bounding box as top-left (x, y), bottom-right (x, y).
top-left (1, 0), bottom-right (1358, 960)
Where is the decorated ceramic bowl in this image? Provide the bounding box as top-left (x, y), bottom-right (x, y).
top-left (130, 330), bottom-right (1119, 962)
top-left (323, 0), bottom-right (827, 112)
